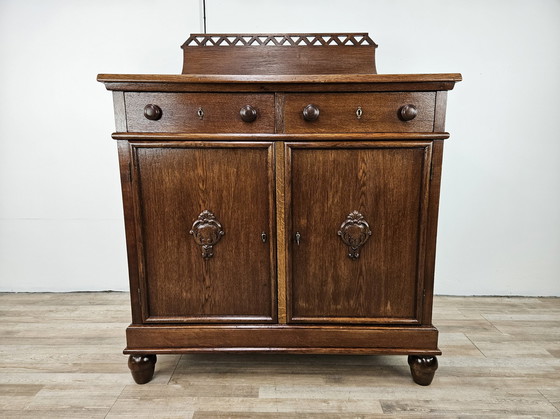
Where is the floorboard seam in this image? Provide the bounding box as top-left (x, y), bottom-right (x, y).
top-left (167, 354), bottom-right (182, 385)
top-left (104, 384), bottom-right (126, 418)
top-left (464, 333), bottom-right (487, 358)
top-left (538, 389), bottom-right (560, 413)
top-left (479, 313), bottom-right (507, 335)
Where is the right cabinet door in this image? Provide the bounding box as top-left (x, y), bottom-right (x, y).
top-left (286, 141), bottom-right (433, 325)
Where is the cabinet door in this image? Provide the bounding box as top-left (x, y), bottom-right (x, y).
top-left (286, 141), bottom-right (432, 324)
top-left (130, 142), bottom-right (276, 323)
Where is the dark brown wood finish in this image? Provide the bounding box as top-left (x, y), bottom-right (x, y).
top-left (117, 140), bottom-right (142, 324)
top-left (112, 91), bottom-right (127, 132)
top-left (181, 34), bottom-right (377, 75)
top-left (125, 93), bottom-right (275, 133)
top-left (284, 92), bottom-right (436, 133)
top-left (182, 46), bottom-right (377, 75)
top-left (286, 141), bottom-right (432, 324)
top-left (434, 91), bottom-right (448, 132)
top-left (127, 354), bottom-right (157, 384)
top-left (125, 325), bottom-right (440, 354)
top-left (112, 132), bottom-right (451, 141)
top-left (421, 139), bottom-right (445, 325)
top-left (99, 33), bottom-right (460, 385)
top-left (130, 141), bottom-right (276, 323)
top-left (97, 73), bottom-right (462, 85)
top-left (408, 355), bottom-right (438, 386)
top-left (96, 74), bottom-right (461, 95)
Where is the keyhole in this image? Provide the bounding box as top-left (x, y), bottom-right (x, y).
top-left (356, 106), bottom-right (363, 120)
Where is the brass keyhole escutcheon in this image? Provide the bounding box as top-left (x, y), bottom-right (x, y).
top-left (197, 107), bottom-right (204, 120)
top-left (356, 106), bottom-right (363, 120)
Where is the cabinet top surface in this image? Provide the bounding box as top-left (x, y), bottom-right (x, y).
top-left (97, 73), bottom-right (462, 85)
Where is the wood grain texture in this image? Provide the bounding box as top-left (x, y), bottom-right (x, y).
top-left (433, 91), bottom-right (448, 132)
top-left (116, 140), bottom-right (142, 324)
top-left (274, 93), bottom-right (285, 134)
top-left (180, 33), bottom-right (377, 80)
top-left (97, 74), bottom-right (461, 96)
top-left (1, 293), bottom-right (559, 417)
top-left (283, 92), bottom-right (436, 133)
top-left (111, 132), bottom-right (451, 141)
top-left (182, 46), bottom-right (377, 75)
top-left (99, 37), bottom-right (462, 386)
top-left (275, 141), bottom-right (287, 324)
top-left (421, 140), bottom-right (444, 325)
top-left (286, 141), bottom-right (432, 324)
top-left (130, 141), bottom-right (276, 323)
top-left (125, 325), bottom-right (440, 353)
top-left (125, 93), bottom-right (275, 133)
top-left (102, 81), bottom-right (459, 94)
top-left (111, 91), bottom-right (127, 132)
top-left (97, 73), bottom-right (462, 85)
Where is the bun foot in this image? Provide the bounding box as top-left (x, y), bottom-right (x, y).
top-left (408, 355), bottom-right (438, 386)
top-left (128, 354), bottom-right (157, 384)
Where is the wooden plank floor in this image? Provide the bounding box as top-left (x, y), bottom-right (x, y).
top-left (0, 293), bottom-right (559, 418)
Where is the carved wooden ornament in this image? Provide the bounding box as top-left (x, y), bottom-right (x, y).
top-left (189, 210), bottom-right (225, 259)
top-left (183, 33), bottom-right (377, 47)
top-left (337, 211), bottom-right (372, 260)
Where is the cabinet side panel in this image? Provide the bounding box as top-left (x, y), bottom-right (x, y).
top-left (117, 140), bottom-right (141, 323)
top-left (434, 91), bottom-right (448, 132)
top-left (132, 142), bottom-right (276, 323)
top-left (422, 140), bottom-right (444, 324)
top-left (112, 91), bottom-right (128, 132)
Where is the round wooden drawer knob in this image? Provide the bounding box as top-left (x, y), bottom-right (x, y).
top-left (399, 104), bottom-right (418, 121)
top-left (144, 104), bottom-right (162, 121)
top-left (303, 104), bottom-right (320, 121)
top-left (239, 105), bottom-right (258, 122)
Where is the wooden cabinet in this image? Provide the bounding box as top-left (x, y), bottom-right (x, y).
top-left (99, 33), bottom-right (461, 386)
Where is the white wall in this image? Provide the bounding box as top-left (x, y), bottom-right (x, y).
top-left (1, 0), bottom-right (559, 295)
top-left (0, 0), bottom-right (200, 291)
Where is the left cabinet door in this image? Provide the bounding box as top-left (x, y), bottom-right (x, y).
top-left (125, 141), bottom-right (276, 323)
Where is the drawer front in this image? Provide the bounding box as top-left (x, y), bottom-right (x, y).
top-left (284, 92), bottom-right (436, 133)
top-left (125, 93), bottom-right (275, 133)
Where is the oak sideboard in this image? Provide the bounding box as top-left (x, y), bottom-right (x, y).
top-left (98, 33), bottom-right (461, 385)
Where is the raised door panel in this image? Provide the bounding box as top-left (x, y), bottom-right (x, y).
top-left (131, 141), bottom-right (276, 323)
top-left (286, 141), bottom-right (432, 324)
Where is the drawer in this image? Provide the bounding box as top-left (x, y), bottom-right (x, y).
top-left (124, 93), bottom-right (275, 133)
top-left (283, 92), bottom-right (436, 133)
